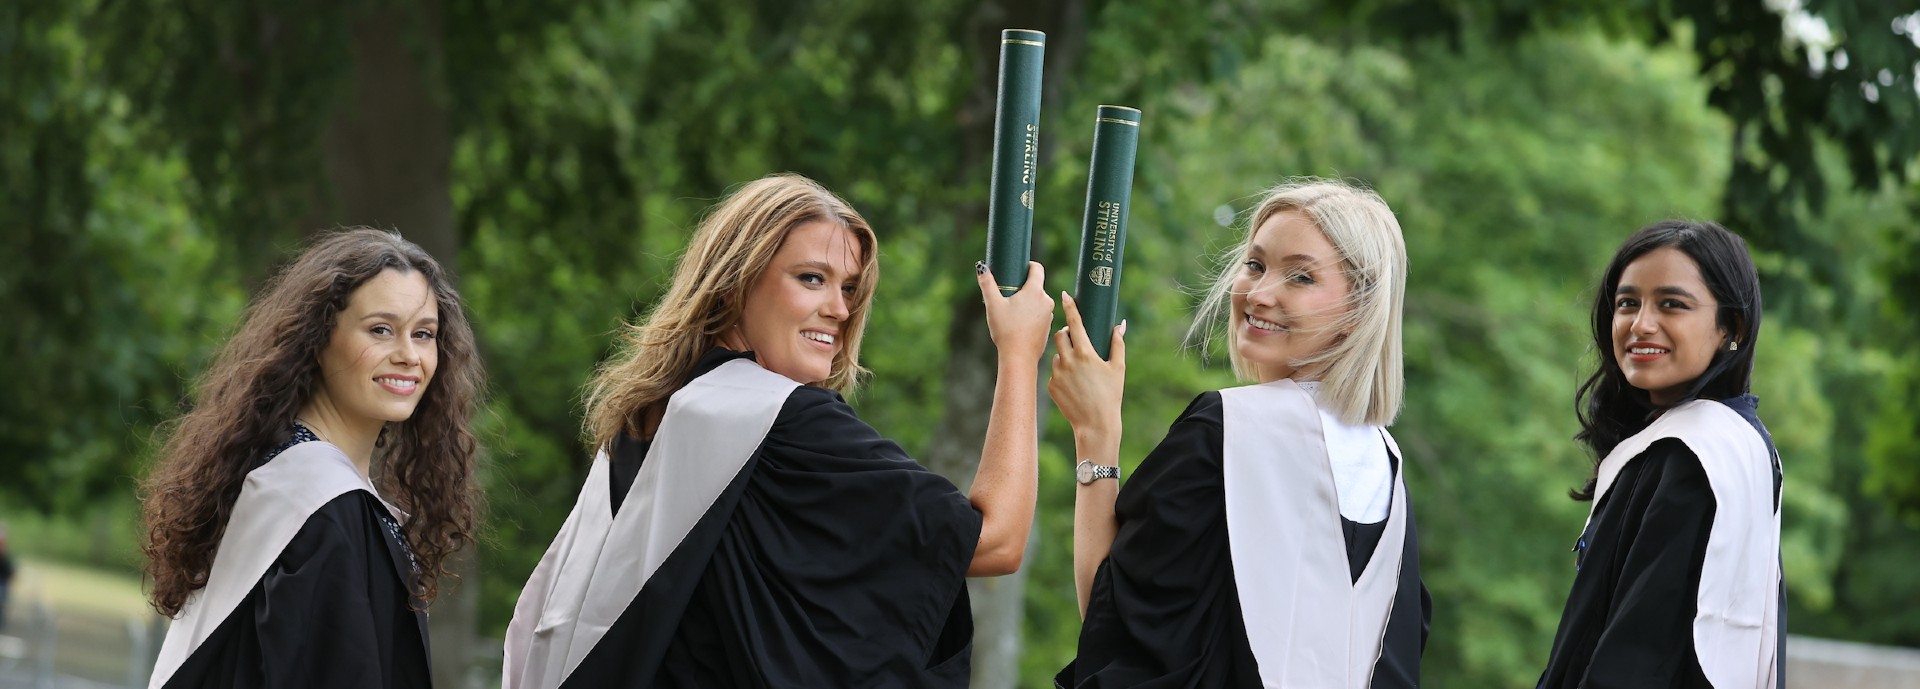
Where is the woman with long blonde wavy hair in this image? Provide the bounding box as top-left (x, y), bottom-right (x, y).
top-left (142, 228), bottom-right (482, 689)
top-left (503, 173), bottom-right (1054, 688)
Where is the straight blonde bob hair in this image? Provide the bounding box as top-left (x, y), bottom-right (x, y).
top-left (1188, 178), bottom-right (1407, 426)
top-left (583, 173), bottom-right (878, 450)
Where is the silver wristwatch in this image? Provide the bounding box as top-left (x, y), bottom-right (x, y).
top-left (1076, 459), bottom-right (1121, 485)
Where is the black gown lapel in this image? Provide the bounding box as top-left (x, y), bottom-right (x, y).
top-left (373, 506), bottom-right (432, 660)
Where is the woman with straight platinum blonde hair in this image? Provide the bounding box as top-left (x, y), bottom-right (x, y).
top-left (1052, 178), bottom-right (1429, 688)
top-left (1190, 181), bottom-right (1407, 426)
top-left (504, 173), bottom-right (1055, 688)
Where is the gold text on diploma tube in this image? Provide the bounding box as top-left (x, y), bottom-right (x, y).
top-left (1021, 123), bottom-right (1038, 185)
top-left (1091, 200), bottom-right (1119, 263)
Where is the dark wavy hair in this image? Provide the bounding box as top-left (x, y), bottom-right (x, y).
top-left (1570, 219), bottom-right (1762, 500)
top-left (142, 228), bottom-right (484, 615)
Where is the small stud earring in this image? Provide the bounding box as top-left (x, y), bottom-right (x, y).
top-left (1728, 341), bottom-right (1739, 351)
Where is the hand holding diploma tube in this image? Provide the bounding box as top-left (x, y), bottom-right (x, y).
top-left (984, 29), bottom-right (1046, 296)
top-left (1071, 105), bottom-right (1140, 360)
top-left (1053, 105), bottom-right (1140, 617)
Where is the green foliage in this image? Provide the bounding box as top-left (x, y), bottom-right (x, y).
top-left (0, 501), bottom-right (145, 574)
top-left (2, 0), bottom-right (245, 512)
top-left (7, 1), bottom-right (1919, 686)
top-left (1319, 0), bottom-right (1920, 297)
top-left (88, 0), bottom-right (356, 267)
top-left (1774, 157), bottom-right (1920, 646)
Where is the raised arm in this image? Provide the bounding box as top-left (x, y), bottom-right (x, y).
top-left (967, 261), bottom-right (1055, 576)
top-left (1048, 293), bottom-right (1127, 616)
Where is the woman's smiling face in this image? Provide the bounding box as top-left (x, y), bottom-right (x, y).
top-left (723, 220), bottom-right (864, 384)
top-left (314, 269), bottom-right (440, 424)
top-left (1230, 210), bottom-right (1354, 383)
top-left (1610, 246), bottom-right (1726, 405)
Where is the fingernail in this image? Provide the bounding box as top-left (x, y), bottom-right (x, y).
top-left (1119, 319), bottom-right (1128, 335)
top-left (975, 261), bottom-right (987, 275)
top-left (1061, 291), bottom-right (1072, 302)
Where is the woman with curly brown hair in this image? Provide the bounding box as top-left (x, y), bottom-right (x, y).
top-left (142, 228), bottom-right (483, 689)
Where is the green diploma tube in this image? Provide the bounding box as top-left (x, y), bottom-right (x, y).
top-left (1072, 105), bottom-right (1141, 360)
top-left (985, 29), bottom-right (1045, 296)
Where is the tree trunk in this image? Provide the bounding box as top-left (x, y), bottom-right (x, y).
top-left (322, 3), bottom-right (455, 263)
top-left (319, 3), bottom-right (471, 687)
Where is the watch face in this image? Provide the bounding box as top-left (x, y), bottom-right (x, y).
top-left (1076, 461), bottom-right (1093, 484)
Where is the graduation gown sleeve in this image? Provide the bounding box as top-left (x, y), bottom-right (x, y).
top-left (1060, 391), bottom-right (1430, 689)
top-left (1541, 395), bottom-right (1784, 689)
top-left (650, 384), bottom-right (984, 687)
top-left (1538, 438), bottom-right (1717, 688)
top-left (1063, 392), bottom-right (1263, 687)
top-left (536, 351), bottom-right (985, 689)
top-left (162, 491), bottom-right (431, 689)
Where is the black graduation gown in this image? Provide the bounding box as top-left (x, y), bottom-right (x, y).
top-left (563, 348), bottom-right (983, 688)
top-left (162, 490), bottom-right (431, 688)
top-left (1537, 395), bottom-right (1785, 689)
top-left (1059, 392), bottom-right (1431, 689)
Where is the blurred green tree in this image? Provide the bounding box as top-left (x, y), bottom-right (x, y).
top-left (5, 0), bottom-right (1917, 686)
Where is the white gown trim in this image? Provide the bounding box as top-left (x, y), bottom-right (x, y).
top-left (1588, 399), bottom-right (1781, 689)
top-left (1221, 379), bottom-right (1407, 689)
top-left (502, 358), bottom-right (799, 689)
top-left (149, 441), bottom-right (393, 688)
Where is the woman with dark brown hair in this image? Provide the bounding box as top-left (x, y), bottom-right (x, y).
top-left (141, 228), bottom-right (483, 689)
top-left (1537, 220), bottom-right (1781, 688)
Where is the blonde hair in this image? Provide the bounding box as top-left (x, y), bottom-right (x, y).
top-left (1188, 178), bottom-right (1407, 426)
top-left (583, 173), bottom-right (878, 450)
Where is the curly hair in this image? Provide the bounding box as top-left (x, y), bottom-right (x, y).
top-left (141, 227), bottom-right (484, 616)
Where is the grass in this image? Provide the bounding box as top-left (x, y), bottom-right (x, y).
top-left (13, 557), bottom-right (152, 620)
top-left (6, 556), bottom-right (160, 685)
